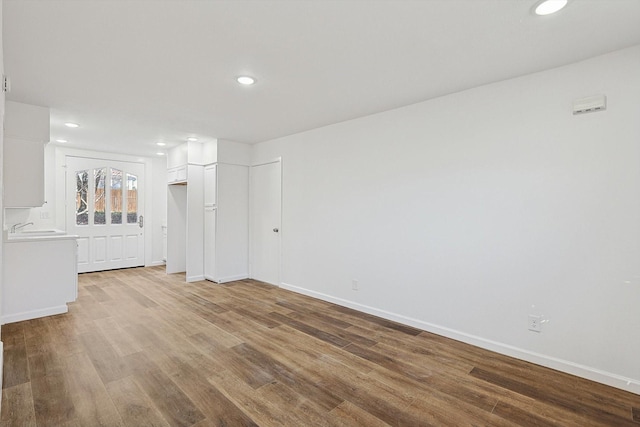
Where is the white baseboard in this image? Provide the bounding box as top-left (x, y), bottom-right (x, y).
top-left (189, 273), bottom-right (249, 283)
top-left (280, 282), bottom-right (640, 396)
top-left (146, 260), bottom-right (166, 267)
top-left (216, 274), bottom-right (249, 284)
top-left (1, 305), bottom-right (69, 325)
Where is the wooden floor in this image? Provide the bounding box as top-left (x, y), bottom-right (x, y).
top-left (2, 267), bottom-right (639, 426)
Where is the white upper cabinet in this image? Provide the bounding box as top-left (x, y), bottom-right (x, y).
top-left (167, 144), bottom-right (188, 184)
top-left (167, 165), bottom-right (187, 184)
top-left (4, 101), bottom-right (50, 142)
top-left (3, 101), bottom-right (50, 207)
top-left (166, 141), bottom-right (209, 185)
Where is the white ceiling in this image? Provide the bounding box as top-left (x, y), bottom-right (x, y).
top-left (4, 0), bottom-right (640, 157)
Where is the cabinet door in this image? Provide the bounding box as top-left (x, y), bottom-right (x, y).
top-left (168, 165), bottom-right (188, 185)
top-left (176, 165), bottom-right (188, 182)
top-left (204, 164), bottom-right (217, 206)
top-left (204, 207), bottom-right (216, 280)
top-left (4, 138), bottom-right (45, 207)
top-left (167, 167), bottom-right (177, 183)
top-left (216, 164), bottom-right (249, 282)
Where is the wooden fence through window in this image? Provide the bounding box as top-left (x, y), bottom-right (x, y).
top-left (86, 189), bottom-right (138, 213)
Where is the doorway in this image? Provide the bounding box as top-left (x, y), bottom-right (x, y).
top-left (250, 160), bottom-right (281, 285)
top-left (66, 156), bottom-right (145, 273)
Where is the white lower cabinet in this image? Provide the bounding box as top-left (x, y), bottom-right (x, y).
top-left (2, 236), bottom-right (78, 324)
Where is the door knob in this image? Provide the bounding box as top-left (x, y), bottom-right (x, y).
top-left (273, 228), bottom-right (279, 233)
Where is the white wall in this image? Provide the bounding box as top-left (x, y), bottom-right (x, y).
top-left (218, 139), bottom-right (251, 165)
top-left (0, 0), bottom-right (5, 396)
top-left (252, 45), bottom-right (640, 393)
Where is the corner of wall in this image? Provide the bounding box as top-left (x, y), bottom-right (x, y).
top-left (218, 139), bottom-right (252, 166)
top-left (1, 0), bottom-right (6, 408)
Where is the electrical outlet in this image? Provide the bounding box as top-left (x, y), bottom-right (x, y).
top-left (40, 211), bottom-right (50, 220)
top-left (528, 314), bottom-right (542, 332)
top-left (352, 279), bottom-right (358, 291)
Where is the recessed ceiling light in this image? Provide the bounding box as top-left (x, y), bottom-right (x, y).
top-left (156, 152), bottom-right (166, 156)
top-left (534, 0), bottom-right (568, 15)
top-left (156, 142), bottom-right (166, 146)
top-left (186, 137), bottom-right (198, 142)
top-left (237, 76), bottom-right (256, 85)
top-left (65, 122), bottom-right (79, 128)
top-left (55, 139), bottom-right (68, 143)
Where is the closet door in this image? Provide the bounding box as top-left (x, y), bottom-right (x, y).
top-left (204, 164), bottom-right (217, 206)
top-left (250, 160), bottom-right (281, 285)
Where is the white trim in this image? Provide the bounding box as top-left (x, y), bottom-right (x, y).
top-left (57, 147), bottom-right (149, 163)
top-left (147, 260), bottom-right (166, 267)
top-left (1, 305), bottom-right (68, 324)
top-left (216, 161), bottom-right (253, 167)
top-left (216, 274), bottom-right (250, 284)
top-left (251, 157), bottom-right (282, 168)
top-left (186, 275), bottom-right (205, 283)
top-left (280, 281), bottom-right (640, 396)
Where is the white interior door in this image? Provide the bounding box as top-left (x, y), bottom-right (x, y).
top-left (250, 161), bottom-right (281, 285)
top-left (67, 156), bottom-right (145, 273)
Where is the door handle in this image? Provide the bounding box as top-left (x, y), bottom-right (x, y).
top-left (273, 228), bottom-right (279, 233)
top-left (139, 215), bottom-right (144, 228)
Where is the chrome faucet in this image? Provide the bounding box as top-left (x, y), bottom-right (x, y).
top-left (11, 222), bottom-right (34, 233)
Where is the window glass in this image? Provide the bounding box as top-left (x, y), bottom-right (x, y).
top-left (111, 169), bottom-right (123, 224)
top-left (94, 168), bottom-right (106, 225)
top-left (126, 173), bottom-right (138, 224)
top-left (76, 170), bottom-right (89, 225)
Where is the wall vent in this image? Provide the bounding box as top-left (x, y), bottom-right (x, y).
top-left (2, 75), bottom-right (10, 93)
top-left (573, 94), bottom-right (606, 115)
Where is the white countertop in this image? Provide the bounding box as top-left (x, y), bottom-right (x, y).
top-left (4, 229), bottom-right (79, 243)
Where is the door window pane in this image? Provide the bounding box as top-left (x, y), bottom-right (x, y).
top-left (76, 170), bottom-right (89, 225)
top-left (94, 168), bottom-right (106, 225)
top-left (126, 173), bottom-right (138, 224)
top-left (110, 169), bottom-right (123, 224)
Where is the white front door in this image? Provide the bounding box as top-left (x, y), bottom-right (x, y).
top-left (66, 156), bottom-right (145, 273)
top-left (250, 160), bottom-right (281, 285)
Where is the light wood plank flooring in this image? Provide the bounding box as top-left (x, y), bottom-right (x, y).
top-left (2, 266), bottom-right (640, 426)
